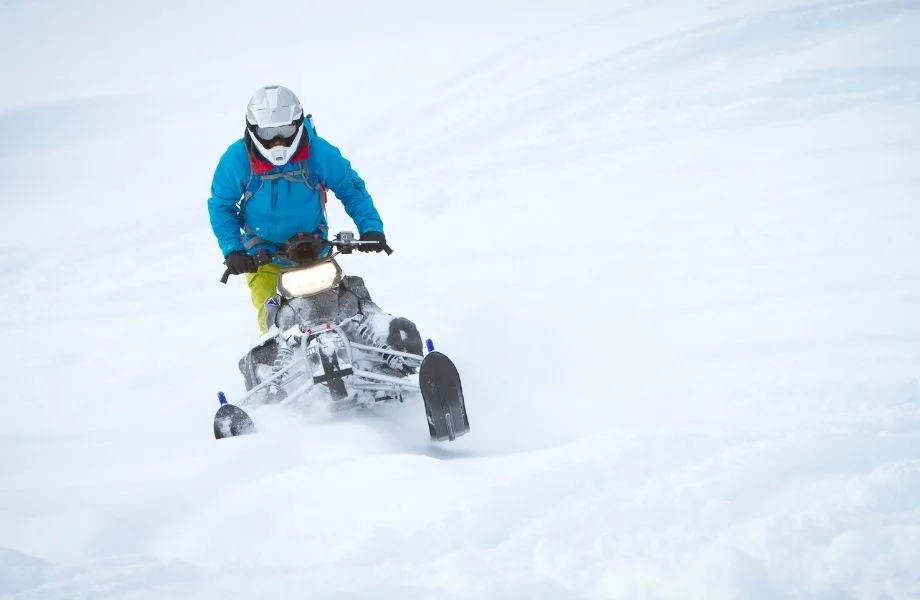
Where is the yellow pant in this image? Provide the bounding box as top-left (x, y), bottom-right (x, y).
top-left (245, 263), bottom-right (282, 334)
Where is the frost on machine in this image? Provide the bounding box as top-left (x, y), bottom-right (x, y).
top-left (212, 231), bottom-right (470, 443)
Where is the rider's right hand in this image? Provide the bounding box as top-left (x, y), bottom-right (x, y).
top-left (224, 251), bottom-right (257, 275)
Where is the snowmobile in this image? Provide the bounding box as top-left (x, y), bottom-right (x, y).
top-left (212, 231), bottom-right (470, 443)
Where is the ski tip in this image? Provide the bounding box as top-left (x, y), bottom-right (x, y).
top-left (214, 403), bottom-right (256, 439)
top-left (217, 391), bottom-right (228, 405)
top-left (426, 338), bottom-right (435, 353)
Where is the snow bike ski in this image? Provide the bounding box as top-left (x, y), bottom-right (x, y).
top-left (212, 231), bottom-right (469, 442)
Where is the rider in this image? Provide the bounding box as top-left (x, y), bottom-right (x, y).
top-left (207, 84), bottom-right (387, 333)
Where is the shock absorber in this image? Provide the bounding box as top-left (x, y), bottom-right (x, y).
top-left (270, 337), bottom-right (298, 388)
top-left (350, 316), bottom-right (405, 371)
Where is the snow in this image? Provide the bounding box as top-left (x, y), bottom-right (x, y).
top-left (1, 0), bottom-right (919, 598)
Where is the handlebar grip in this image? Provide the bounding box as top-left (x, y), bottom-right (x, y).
top-left (220, 268), bottom-right (231, 284)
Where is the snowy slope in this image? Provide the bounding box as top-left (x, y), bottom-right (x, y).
top-left (1, 0), bottom-right (919, 598)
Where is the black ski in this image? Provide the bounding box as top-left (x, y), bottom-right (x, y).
top-left (418, 351), bottom-right (470, 441)
top-left (213, 392), bottom-right (256, 439)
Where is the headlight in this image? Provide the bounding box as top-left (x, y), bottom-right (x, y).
top-left (278, 261), bottom-right (342, 297)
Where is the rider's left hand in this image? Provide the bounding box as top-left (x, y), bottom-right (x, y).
top-left (359, 231), bottom-right (387, 253)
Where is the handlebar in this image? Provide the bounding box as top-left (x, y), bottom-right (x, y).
top-left (219, 232), bottom-right (393, 284)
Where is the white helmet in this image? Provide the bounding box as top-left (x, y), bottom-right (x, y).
top-left (245, 85), bottom-right (305, 166)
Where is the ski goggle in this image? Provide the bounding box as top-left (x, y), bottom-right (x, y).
top-left (255, 123), bottom-right (298, 140)
top-left (249, 116), bottom-right (304, 145)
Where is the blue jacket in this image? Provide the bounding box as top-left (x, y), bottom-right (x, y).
top-left (207, 123), bottom-right (384, 258)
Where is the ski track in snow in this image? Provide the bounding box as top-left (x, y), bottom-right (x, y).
top-left (1, 0), bottom-right (919, 598)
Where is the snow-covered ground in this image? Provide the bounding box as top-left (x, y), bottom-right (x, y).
top-left (2, 0), bottom-right (919, 598)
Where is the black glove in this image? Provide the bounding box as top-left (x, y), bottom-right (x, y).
top-left (359, 231), bottom-right (386, 253)
top-left (224, 251), bottom-right (257, 274)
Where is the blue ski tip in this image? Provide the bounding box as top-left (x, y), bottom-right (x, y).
top-left (217, 391), bottom-right (228, 405)
top-left (426, 339), bottom-right (435, 353)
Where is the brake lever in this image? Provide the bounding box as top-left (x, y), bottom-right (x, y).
top-left (343, 240), bottom-right (394, 255)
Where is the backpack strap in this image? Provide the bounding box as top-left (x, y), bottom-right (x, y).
top-left (238, 171), bottom-right (262, 226)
